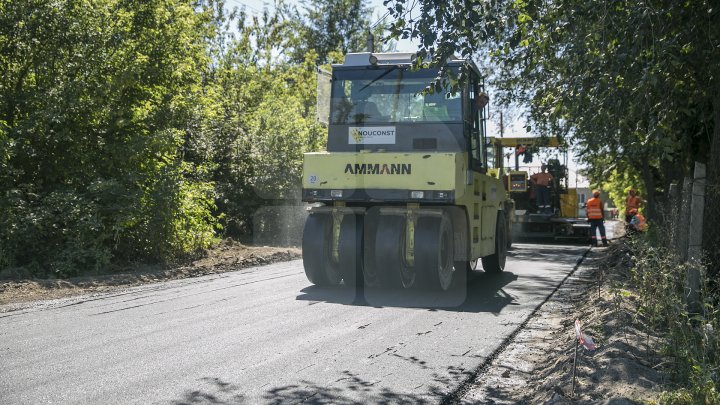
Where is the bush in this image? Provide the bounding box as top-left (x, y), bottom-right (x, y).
top-left (0, 0), bottom-right (219, 277)
top-left (624, 235), bottom-right (719, 404)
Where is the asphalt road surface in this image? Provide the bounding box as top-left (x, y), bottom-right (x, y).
top-left (1, 243), bottom-right (591, 404)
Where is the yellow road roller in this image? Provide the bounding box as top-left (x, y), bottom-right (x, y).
top-left (301, 52), bottom-right (512, 290)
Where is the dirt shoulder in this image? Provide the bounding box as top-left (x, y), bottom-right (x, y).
top-left (461, 243), bottom-right (669, 404)
top-left (0, 240), bottom-right (300, 309)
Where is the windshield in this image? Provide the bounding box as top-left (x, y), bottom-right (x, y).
top-left (330, 67), bottom-right (462, 125)
top-left (486, 141), bottom-right (497, 169)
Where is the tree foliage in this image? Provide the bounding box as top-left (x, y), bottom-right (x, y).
top-left (386, 0), bottom-right (719, 218)
top-left (292, 0), bottom-right (384, 64)
top-left (0, 0), bottom-right (382, 277)
top-left (0, 0), bottom-right (220, 276)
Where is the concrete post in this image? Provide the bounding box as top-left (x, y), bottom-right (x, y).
top-left (668, 183), bottom-right (679, 255)
top-left (677, 177), bottom-right (693, 262)
top-left (686, 162), bottom-right (706, 313)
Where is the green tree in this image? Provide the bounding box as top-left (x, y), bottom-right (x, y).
top-left (290, 0), bottom-right (388, 64)
top-left (0, 0), bottom-right (399, 276)
top-left (0, 0), bottom-right (218, 276)
top-left (385, 0), bottom-right (719, 219)
top-left (203, 6), bottom-right (325, 237)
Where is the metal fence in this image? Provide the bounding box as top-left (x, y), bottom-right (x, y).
top-left (702, 182), bottom-right (720, 278)
top-left (658, 162), bottom-right (718, 310)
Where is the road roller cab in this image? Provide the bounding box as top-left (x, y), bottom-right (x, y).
top-left (301, 52), bottom-right (511, 290)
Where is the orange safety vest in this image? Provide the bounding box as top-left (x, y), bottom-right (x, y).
top-left (626, 195), bottom-right (641, 214)
top-left (632, 214), bottom-right (646, 231)
top-left (531, 172), bottom-right (553, 187)
top-left (586, 197), bottom-right (603, 219)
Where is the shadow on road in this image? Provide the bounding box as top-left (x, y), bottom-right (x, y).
top-left (262, 372), bottom-right (439, 404)
top-left (296, 244), bottom-right (584, 312)
top-left (296, 271), bottom-right (519, 312)
top-left (173, 367), bottom-right (465, 404)
top-left (173, 377), bottom-right (246, 405)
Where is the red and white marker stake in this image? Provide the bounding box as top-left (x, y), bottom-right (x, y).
top-left (572, 319), bottom-right (596, 398)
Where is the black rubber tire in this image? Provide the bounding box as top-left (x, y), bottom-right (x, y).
top-left (451, 259), bottom-right (470, 291)
top-left (416, 214), bottom-right (455, 291)
top-left (454, 258), bottom-right (477, 290)
top-left (482, 213), bottom-right (507, 274)
top-left (505, 213), bottom-right (513, 249)
top-left (338, 214), bottom-right (362, 287)
top-left (301, 213), bottom-right (342, 286)
top-left (362, 208), bottom-right (382, 287)
top-left (375, 216), bottom-right (416, 288)
top-left (454, 258), bottom-right (478, 274)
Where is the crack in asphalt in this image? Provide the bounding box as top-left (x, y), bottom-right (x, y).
top-left (391, 353), bottom-right (431, 370)
top-left (150, 296), bottom-right (232, 316)
top-left (296, 363), bottom-right (315, 373)
top-left (368, 347), bottom-right (394, 359)
top-left (299, 391), bottom-right (317, 403)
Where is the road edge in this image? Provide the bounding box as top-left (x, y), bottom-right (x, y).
top-left (440, 246), bottom-right (593, 404)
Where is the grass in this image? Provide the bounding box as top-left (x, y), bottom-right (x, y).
top-left (615, 230), bottom-right (720, 405)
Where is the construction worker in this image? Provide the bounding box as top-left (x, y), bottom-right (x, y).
top-left (628, 208), bottom-right (646, 233)
top-left (625, 188), bottom-right (642, 223)
top-left (586, 189), bottom-right (608, 246)
top-left (530, 164), bottom-right (553, 214)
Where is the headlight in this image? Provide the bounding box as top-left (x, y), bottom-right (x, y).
top-left (410, 191), bottom-right (424, 199)
top-left (330, 190), bottom-right (343, 198)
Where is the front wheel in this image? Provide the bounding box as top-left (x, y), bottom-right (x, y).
top-left (482, 213), bottom-right (507, 274)
top-left (416, 213), bottom-right (455, 291)
top-left (337, 214), bottom-right (362, 287)
top-left (301, 213), bottom-right (343, 286)
top-left (375, 216), bottom-right (416, 288)
top-left (505, 213), bottom-right (513, 249)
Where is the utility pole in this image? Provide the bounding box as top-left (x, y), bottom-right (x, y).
top-left (575, 169), bottom-right (578, 189)
top-left (499, 111), bottom-right (504, 138)
top-left (367, 30), bottom-right (374, 52)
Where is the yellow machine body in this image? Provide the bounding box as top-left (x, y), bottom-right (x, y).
top-left (560, 190), bottom-right (579, 218)
top-left (506, 171), bottom-right (528, 193)
top-left (303, 152), bottom-right (462, 192)
top-left (303, 151), bottom-right (507, 258)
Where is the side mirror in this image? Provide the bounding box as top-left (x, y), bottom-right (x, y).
top-left (476, 92), bottom-right (490, 109)
top-left (316, 68), bottom-right (332, 125)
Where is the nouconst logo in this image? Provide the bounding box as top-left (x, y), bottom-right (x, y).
top-left (348, 126), bottom-right (396, 145)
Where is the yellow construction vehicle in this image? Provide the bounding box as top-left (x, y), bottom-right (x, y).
top-left (487, 137), bottom-right (590, 241)
top-left (301, 52), bottom-right (512, 290)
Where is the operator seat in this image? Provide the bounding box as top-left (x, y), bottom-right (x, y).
top-left (362, 101), bottom-right (381, 121)
top-left (353, 101), bottom-right (382, 123)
